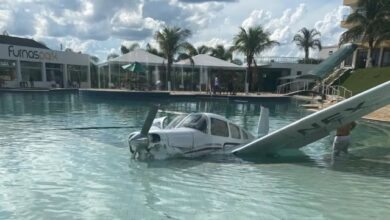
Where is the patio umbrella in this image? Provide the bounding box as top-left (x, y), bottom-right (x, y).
top-left (121, 62), bottom-right (146, 89)
top-left (121, 62), bottom-right (145, 73)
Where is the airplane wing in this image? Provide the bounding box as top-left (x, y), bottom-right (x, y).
top-left (232, 81), bottom-right (390, 157)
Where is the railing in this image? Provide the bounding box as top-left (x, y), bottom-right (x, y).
top-left (257, 57), bottom-right (301, 64)
top-left (276, 80), bottom-right (310, 94)
top-left (277, 81), bottom-right (353, 100)
top-left (312, 85), bottom-right (353, 100)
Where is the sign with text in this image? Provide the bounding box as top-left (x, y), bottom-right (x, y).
top-left (0, 44), bottom-right (90, 65)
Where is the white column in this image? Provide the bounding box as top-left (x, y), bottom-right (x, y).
top-left (87, 63), bottom-right (91, 88)
top-left (42, 62), bottom-right (47, 82)
top-left (63, 64), bottom-right (68, 88)
top-left (155, 65), bottom-right (160, 81)
top-left (16, 60), bottom-right (22, 84)
top-left (351, 50), bottom-right (358, 69)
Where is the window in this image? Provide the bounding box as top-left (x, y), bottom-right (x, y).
top-left (382, 49), bottom-right (390, 67)
top-left (344, 54), bottom-right (353, 66)
top-left (0, 59), bottom-right (16, 81)
top-left (68, 65), bottom-right (88, 82)
top-left (296, 71), bottom-right (302, 76)
top-left (21, 61), bottom-right (42, 81)
top-left (210, 118), bottom-right (229, 137)
top-left (46, 63), bottom-right (63, 83)
top-left (179, 114), bottom-right (207, 133)
top-left (166, 114), bottom-right (188, 129)
top-left (229, 123), bottom-right (241, 139)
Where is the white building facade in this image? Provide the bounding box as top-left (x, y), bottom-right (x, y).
top-left (0, 42), bottom-right (91, 89)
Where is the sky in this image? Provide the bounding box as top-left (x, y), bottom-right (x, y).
top-left (0, 0), bottom-right (350, 61)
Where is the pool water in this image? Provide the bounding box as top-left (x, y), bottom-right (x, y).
top-left (0, 92), bottom-right (389, 220)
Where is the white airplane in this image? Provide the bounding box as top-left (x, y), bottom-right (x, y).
top-left (128, 81), bottom-right (390, 161)
top-left (128, 106), bottom-right (269, 160)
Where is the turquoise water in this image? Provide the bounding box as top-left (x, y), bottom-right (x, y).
top-left (0, 92), bottom-right (389, 220)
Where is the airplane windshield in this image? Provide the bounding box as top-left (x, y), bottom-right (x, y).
top-left (165, 114), bottom-right (188, 129)
top-left (178, 114), bottom-right (207, 133)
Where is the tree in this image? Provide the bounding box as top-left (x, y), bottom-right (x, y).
top-left (107, 53), bottom-right (119, 60)
top-left (120, 43), bottom-right (140, 55)
top-left (339, 0), bottom-right (390, 67)
top-left (90, 55), bottom-right (99, 63)
top-left (231, 58), bottom-right (243, 66)
top-left (211, 45), bottom-right (233, 61)
top-left (146, 43), bottom-right (164, 57)
top-left (233, 26), bottom-right (279, 91)
top-left (293, 27), bottom-right (322, 63)
top-left (154, 26), bottom-right (192, 90)
top-left (185, 44), bottom-right (211, 56)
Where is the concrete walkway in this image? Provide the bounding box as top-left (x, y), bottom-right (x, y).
top-left (301, 97), bottom-right (390, 123)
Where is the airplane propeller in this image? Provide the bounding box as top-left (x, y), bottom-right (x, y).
top-left (129, 104), bottom-right (159, 159)
top-left (141, 104), bottom-right (159, 136)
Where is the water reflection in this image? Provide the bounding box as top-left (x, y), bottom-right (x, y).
top-left (0, 92), bottom-right (389, 219)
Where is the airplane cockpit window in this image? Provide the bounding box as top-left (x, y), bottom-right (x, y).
top-left (166, 114), bottom-right (188, 129)
top-left (229, 123), bottom-right (241, 139)
top-left (178, 114), bottom-right (208, 133)
top-left (211, 118), bottom-right (229, 137)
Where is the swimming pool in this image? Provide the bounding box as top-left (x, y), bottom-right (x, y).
top-left (0, 92), bottom-right (389, 219)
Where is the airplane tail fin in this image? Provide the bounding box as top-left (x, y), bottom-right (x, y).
top-left (257, 106), bottom-right (269, 138)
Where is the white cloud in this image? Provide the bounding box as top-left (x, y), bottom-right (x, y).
top-left (314, 6), bottom-right (350, 46)
top-left (0, 0), bottom-right (348, 60)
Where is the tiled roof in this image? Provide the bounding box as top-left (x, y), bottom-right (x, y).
top-left (0, 35), bottom-right (50, 49)
top-left (176, 54), bottom-right (244, 69)
top-left (109, 49), bottom-right (165, 65)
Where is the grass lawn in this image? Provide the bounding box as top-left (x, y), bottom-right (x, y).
top-left (340, 67), bottom-right (390, 94)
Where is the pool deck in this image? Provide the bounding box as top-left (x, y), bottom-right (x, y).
top-left (303, 99), bottom-right (390, 123)
top-left (79, 89), bottom-right (291, 101)
top-left (0, 88), bottom-right (79, 93)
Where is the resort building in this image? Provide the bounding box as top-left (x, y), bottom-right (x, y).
top-left (318, 45), bottom-right (339, 60)
top-left (341, 0), bottom-right (390, 68)
top-left (175, 54), bottom-right (245, 91)
top-left (254, 57), bottom-right (318, 92)
top-left (97, 50), bottom-right (245, 91)
top-left (97, 49), bottom-right (166, 90)
top-left (0, 35), bottom-right (91, 89)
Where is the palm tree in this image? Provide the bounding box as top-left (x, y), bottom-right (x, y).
top-left (176, 44), bottom-right (211, 63)
top-left (145, 43), bottom-right (164, 57)
top-left (293, 27), bottom-right (322, 63)
top-left (120, 43), bottom-right (140, 55)
top-left (185, 44), bottom-right (211, 56)
top-left (90, 55), bottom-right (99, 63)
top-left (339, 0), bottom-right (390, 67)
top-left (211, 45), bottom-right (233, 61)
top-left (231, 58), bottom-right (243, 66)
top-left (154, 26), bottom-right (192, 90)
top-left (233, 26), bottom-right (279, 91)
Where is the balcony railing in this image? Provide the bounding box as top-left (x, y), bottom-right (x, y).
top-left (256, 57), bottom-right (322, 65)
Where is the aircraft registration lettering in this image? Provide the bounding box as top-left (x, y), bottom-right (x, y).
top-left (297, 101), bottom-right (366, 136)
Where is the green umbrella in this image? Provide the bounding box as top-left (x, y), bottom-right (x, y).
top-left (121, 62), bottom-right (145, 73)
top-left (121, 62), bottom-right (146, 90)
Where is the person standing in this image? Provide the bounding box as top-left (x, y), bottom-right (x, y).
top-left (332, 121), bottom-right (356, 156)
top-left (213, 76), bottom-right (219, 94)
